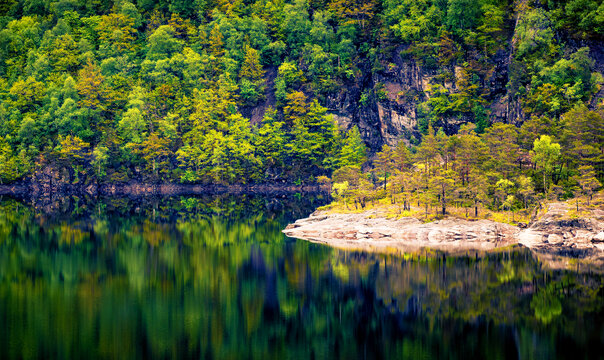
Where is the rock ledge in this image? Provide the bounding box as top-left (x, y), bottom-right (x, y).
top-left (284, 202), bottom-right (604, 270)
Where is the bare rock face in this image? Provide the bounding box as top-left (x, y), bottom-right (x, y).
top-left (309, 29), bottom-right (602, 153)
top-left (30, 164), bottom-right (98, 197)
top-left (593, 232), bottom-right (604, 243)
top-left (284, 210), bottom-right (519, 254)
top-left (318, 43), bottom-right (513, 152)
top-left (517, 202), bottom-right (604, 270)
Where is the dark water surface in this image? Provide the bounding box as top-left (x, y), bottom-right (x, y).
top-left (0, 194), bottom-right (602, 360)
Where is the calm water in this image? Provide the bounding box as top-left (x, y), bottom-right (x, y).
top-left (0, 194), bottom-right (602, 360)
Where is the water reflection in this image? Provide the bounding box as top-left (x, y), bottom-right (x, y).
top-left (0, 195), bottom-right (602, 360)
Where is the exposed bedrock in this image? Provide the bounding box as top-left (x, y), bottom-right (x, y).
top-left (284, 202), bottom-right (604, 271)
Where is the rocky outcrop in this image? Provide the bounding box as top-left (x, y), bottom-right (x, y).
top-left (284, 211), bottom-right (519, 253)
top-left (284, 211), bottom-right (519, 254)
top-left (518, 202), bottom-right (604, 270)
top-left (323, 50), bottom-right (430, 150)
top-left (284, 202), bottom-right (604, 271)
top-left (29, 164), bottom-right (97, 197)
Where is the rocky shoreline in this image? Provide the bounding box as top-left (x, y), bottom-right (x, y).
top-left (0, 182), bottom-right (329, 197)
top-left (284, 202), bottom-right (604, 271)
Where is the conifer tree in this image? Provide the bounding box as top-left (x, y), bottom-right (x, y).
top-left (338, 126), bottom-right (366, 169)
top-left (577, 165), bottom-right (601, 205)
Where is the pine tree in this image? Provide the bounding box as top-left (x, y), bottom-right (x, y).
top-left (375, 144), bottom-right (395, 190)
top-left (393, 141), bottom-right (412, 172)
top-left (415, 126), bottom-right (440, 175)
top-left (577, 165), bottom-right (601, 205)
top-left (338, 126), bottom-right (367, 169)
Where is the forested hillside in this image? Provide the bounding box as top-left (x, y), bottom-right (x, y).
top-left (0, 0), bottom-right (602, 190)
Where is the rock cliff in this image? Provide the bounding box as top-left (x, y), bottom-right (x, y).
top-left (248, 10), bottom-right (604, 152)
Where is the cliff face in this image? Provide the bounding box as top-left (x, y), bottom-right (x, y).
top-left (280, 12), bottom-right (603, 152)
top-left (319, 49), bottom-right (509, 150)
top-left (236, 6), bottom-right (604, 154)
top-left (318, 52), bottom-right (426, 150)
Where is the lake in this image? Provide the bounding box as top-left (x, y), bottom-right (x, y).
top-left (0, 194), bottom-right (602, 359)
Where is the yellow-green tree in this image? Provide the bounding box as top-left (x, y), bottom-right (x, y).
top-left (0, 136), bottom-right (18, 184)
top-left (76, 60), bottom-right (107, 110)
top-left (531, 135), bottom-right (561, 198)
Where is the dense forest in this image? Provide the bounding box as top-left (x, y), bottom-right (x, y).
top-left (0, 0), bottom-right (602, 207)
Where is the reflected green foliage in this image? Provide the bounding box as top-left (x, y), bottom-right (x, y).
top-left (531, 285), bottom-right (563, 325)
top-left (0, 196), bottom-right (603, 359)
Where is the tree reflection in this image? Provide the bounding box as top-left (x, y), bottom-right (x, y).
top-left (0, 195), bottom-right (602, 359)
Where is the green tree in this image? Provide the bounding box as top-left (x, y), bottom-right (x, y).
top-left (76, 60), bottom-right (107, 111)
top-left (238, 46), bottom-right (265, 105)
top-left (531, 135), bottom-right (561, 198)
top-left (495, 178), bottom-right (515, 221)
top-left (516, 175), bottom-right (534, 209)
top-left (92, 145), bottom-right (109, 179)
top-left (282, 0), bottom-right (311, 57)
top-left (446, 0), bottom-right (481, 33)
top-left (467, 169), bottom-right (488, 217)
top-left (256, 108), bottom-right (287, 173)
top-left (374, 144), bottom-right (395, 190)
top-left (48, 34), bottom-right (80, 72)
top-left (0, 136), bottom-right (18, 184)
top-left (0, 17), bottom-right (42, 76)
top-left (119, 108), bottom-right (146, 144)
top-left (383, 0), bottom-right (442, 43)
top-left (482, 123), bottom-right (520, 178)
top-left (451, 124), bottom-right (488, 186)
top-left (431, 167), bottom-right (456, 215)
top-left (415, 126), bottom-right (440, 175)
top-left (97, 13), bottom-right (137, 58)
top-left (577, 165), bottom-right (601, 205)
top-left (9, 76), bottom-right (45, 111)
top-left (147, 25), bottom-right (184, 60)
top-left (338, 126), bottom-right (366, 168)
top-left (54, 135), bottom-right (91, 183)
top-left (561, 105), bottom-right (604, 180)
top-left (134, 133), bottom-right (173, 181)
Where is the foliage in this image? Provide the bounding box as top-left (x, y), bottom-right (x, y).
top-left (331, 122), bottom-right (600, 222)
top-left (0, 0), bottom-right (599, 190)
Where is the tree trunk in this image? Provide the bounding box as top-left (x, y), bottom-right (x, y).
top-left (384, 173), bottom-right (387, 191)
top-left (441, 188), bottom-right (446, 215)
top-left (543, 172), bottom-right (547, 199)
